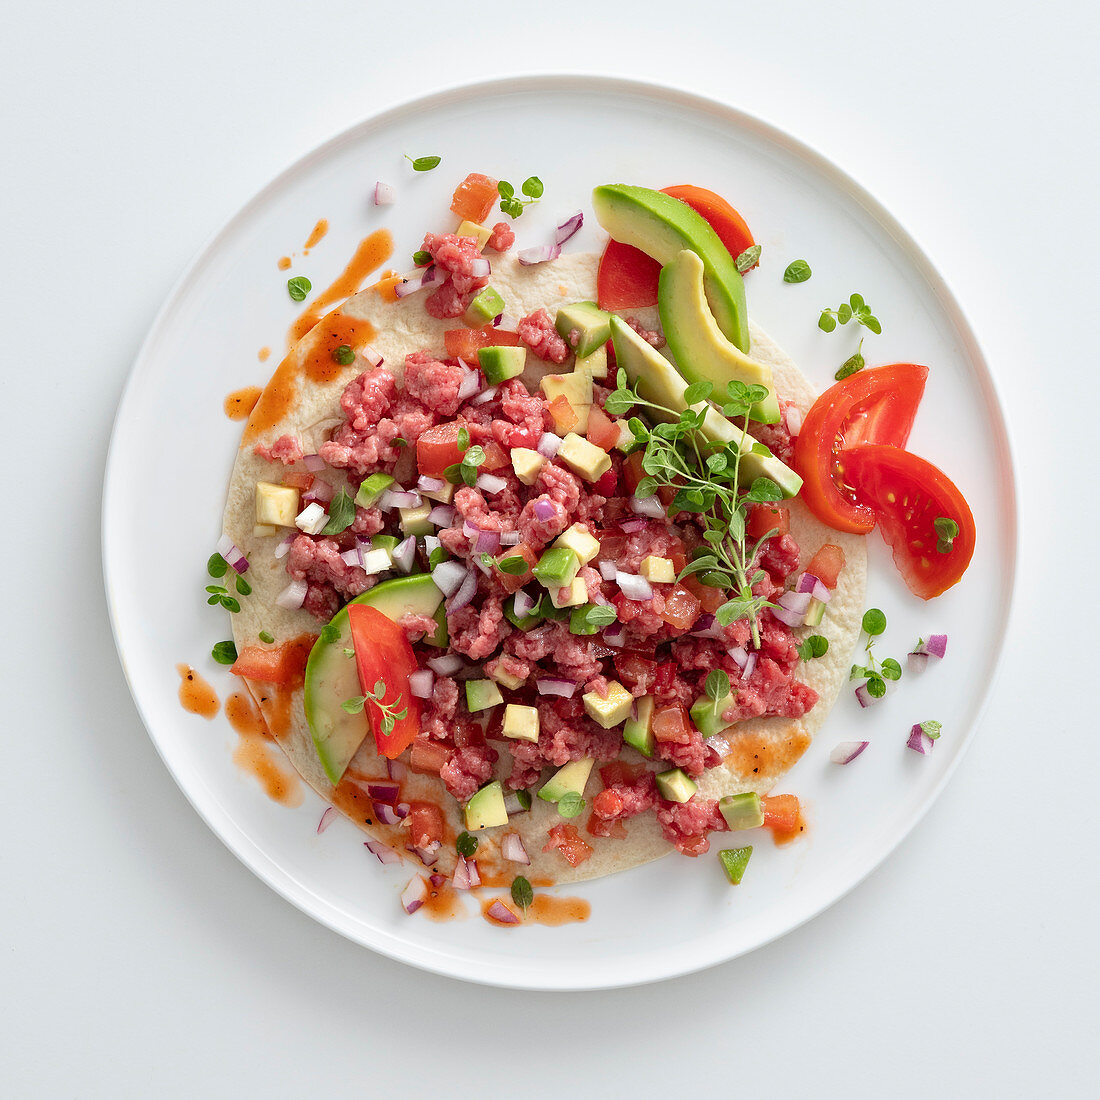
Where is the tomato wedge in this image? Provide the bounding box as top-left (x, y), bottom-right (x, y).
top-left (596, 184), bottom-right (757, 310)
top-left (347, 604), bottom-right (421, 758)
top-left (793, 364), bottom-right (929, 533)
top-left (230, 636), bottom-right (314, 686)
top-left (416, 420), bottom-right (465, 478)
top-left (842, 445), bottom-right (976, 600)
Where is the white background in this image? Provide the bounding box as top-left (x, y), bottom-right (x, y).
top-left (2, 1), bottom-right (1095, 1096)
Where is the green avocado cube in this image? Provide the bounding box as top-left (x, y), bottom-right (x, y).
top-left (555, 300), bottom-right (612, 358)
top-left (371, 535), bottom-right (400, 554)
top-left (622, 696), bottom-right (656, 758)
top-left (656, 767), bottom-right (698, 803)
top-left (690, 692), bottom-right (735, 737)
top-left (718, 845), bottom-right (753, 885)
top-left (465, 679), bottom-right (503, 713)
top-left (464, 285), bottom-right (506, 327)
top-left (538, 758), bottom-right (594, 803)
top-left (355, 472), bottom-right (395, 509)
top-left (719, 792), bottom-right (764, 831)
top-left (478, 345), bottom-right (527, 385)
top-left (803, 598), bottom-right (827, 627)
top-left (423, 603), bottom-right (448, 648)
top-left (503, 592), bottom-right (544, 630)
top-left (532, 546), bottom-right (580, 589)
top-left (465, 780), bottom-right (509, 830)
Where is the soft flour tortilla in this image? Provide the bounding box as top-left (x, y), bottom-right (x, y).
top-left (224, 252), bottom-right (866, 885)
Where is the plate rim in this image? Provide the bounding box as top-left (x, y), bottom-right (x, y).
top-left (102, 72), bottom-right (1020, 990)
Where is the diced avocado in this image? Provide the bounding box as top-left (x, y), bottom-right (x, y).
top-left (502, 703), bottom-right (540, 742)
top-left (554, 523), bottom-right (600, 565)
top-left (556, 432), bottom-right (612, 483)
top-left (456, 219), bottom-right (493, 248)
top-left (622, 696), bottom-right (656, 757)
top-left (582, 680), bottom-right (633, 729)
top-left (503, 592), bottom-right (544, 630)
top-left (533, 546), bottom-right (580, 588)
top-left (656, 767), bottom-right (698, 803)
top-left (465, 780), bottom-right (508, 830)
top-left (554, 300), bottom-right (612, 358)
top-left (465, 679), bottom-right (504, 713)
top-left (538, 758), bottom-right (594, 803)
top-left (478, 345), bottom-right (526, 385)
top-left (371, 535), bottom-right (400, 554)
top-left (399, 501), bottom-right (433, 537)
top-left (253, 523), bottom-right (277, 538)
top-left (464, 285), bottom-right (505, 326)
top-left (255, 482), bottom-right (300, 527)
top-left (510, 446), bottom-right (546, 486)
top-left (689, 691), bottom-right (735, 737)
top-left (421, 478), bottom-right (454, 504)
top-left (424, 603), bottom-right (448, 647)
top-left (303, 574), bottom-right (443, 784)
top-left (719, 792), bottom-right (765, 831)
top-left (658, 249), bottom-right (780, 423)
top-left (550, 577), bottom-right (588, 608)
top-left (609, 316), bottom-right (802, 499)
top-left (355, 472), bottom-right (395, 509)
top-left (612, 420), bottom-right (635, 452)
top-left (718, 845), bottom-right (753, 885)
top-left (487, 657), bottom-right (527, 691)
top-left (541, 371), bottom-right (593, 434)
top-left (577, 345), bottom-right (608, 381)
top-left (639, 555), bottom-right (675, 583)
top-left (592, 184), bottom-right (750, 353)
top-left (804, 598), bottom-right (827, 627)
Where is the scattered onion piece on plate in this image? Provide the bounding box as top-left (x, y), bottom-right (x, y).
top-left (830, 741), bottom-right (869, 764)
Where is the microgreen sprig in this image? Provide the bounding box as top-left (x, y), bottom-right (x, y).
top-left (850, 608), bottom-right (902, 698)
top-left (342, 679), bottom-right (409, 736)
top-left (835, 338), bottom-right (866, 381)
top-left (934, 517), bottom-right (959, 554)
top-left (405, 154), bottom-right (441, 172)
top-left (819, 292), bottom-right (882, 335)
top-left (511, 875), bottom-right (534, 914)
top-left (498, 176), bottom-right (543, 219)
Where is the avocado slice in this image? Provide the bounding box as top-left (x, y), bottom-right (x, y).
top-left (609, 316), bottom-right (802, 499)
top-left (478, 345), bottom-right (526, 385)
top-left (555, 300), bottom-right (612, 357)
top-left (656, 767), bottom-right (698, 803)
top-left (592, 184), bottom-right (750, 353)
top-left (465, 679), bottom-right (504, 713)
top-left (538, 758), bottom-right (594, 803)
top-left (303, 574), bottom-right (444, 785)
top-left (424, 603), bottom-right (448, 647)
top-left (464, 780), bottom-right (509, 830)
top-left (658, 249), bottom-right (780, 424)
top-left (622, 696), bottom-right (656, 757)
top-left (689, 691), bottom-right (735, 737)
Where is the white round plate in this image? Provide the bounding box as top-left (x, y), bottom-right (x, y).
top-left (103, 76), bottom-right (1016, 990)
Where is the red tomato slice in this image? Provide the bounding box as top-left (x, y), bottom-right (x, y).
top-left (793, 364), bottom-right (929, 534)
top-left (596, 184), bottom-right (757, 311)
top-left (416, 421), bottom-right (465, 478)
top-left (842, 444), bottom-right (976, 599)
top-left (406, 801), bottom-right (445, 847)
top-left (746, 503), bottom-right (790, 541)
top-left (586, 406), bottom-right (621, 452)
top-left (230, 637), bottom-right (314, 686)
top-left (444, 327), bottom-right (491, 360)
top-left (347, 604), bottom-right (421, 758)
top-left (450, 172), bottom-right (498, 224)
top-left (542, 823), bottom-right (593, 867)
top-left (805, 543), bottom-right (846, 589)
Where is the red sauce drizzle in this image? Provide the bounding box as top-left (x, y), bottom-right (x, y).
top-left (177, 664), bottom-right (219, 718)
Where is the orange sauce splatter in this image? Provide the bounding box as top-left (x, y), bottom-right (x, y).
top-left (370, 268), bottom-right (403, 303)
top-left (223, 385), bottom-right (262, 420)
top-left (225, 690), bottom-right (302, 806)
top-left (278, 256), bottom-right (291, 271)
top-left (722, 725), bottom-right (811, 783)
top-left (258, 346), bottom-right (271, 362)
top-left (177, 664), bottom-right (219, 719)
top-left (480, 894), bottom-right (591, 927)
top-left (421, 880), bottom-right (468, 921)
top-left (241, 635), bottom-right (317, 741)
top-left (303, 218), bottom-right (329, 253)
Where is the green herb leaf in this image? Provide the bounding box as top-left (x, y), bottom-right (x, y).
top-left (818, 311), bottom-right (837, 333)
top-left (881, 657), bottom-right (903, 681)
top-left (320, 622), bottom-right (340, 645)
top-left (456, 831), bottom-right (478, 857)
top-left (211, 640), bottom-right (238, 664)
top-left (783, 259), bottom-right (812, 283)
top-left (207, 595), bottom-right (220, 606)
top-left (235, 575), bottom-right (252, 596)
top-left (412, 250), bottom-right (432, 265)
top-left (428, 547), bottom-right (448, 569)
top-left (705, 669), bottom-right (731, 703)
top-left (521, 176), bottom-right (544, 198)
top-left (934, 516), bottom-right (959, 553)
top-left (920, 720), bottom-right (942, 740)
top-left (835, 339), bottom-right (866, 381)
top-left (322, 488), bottom-right (356, 536)
top-left (341, 696), bottom-right (366, 714)
top-left (865, 675), bottom-right (887, 698)
top-left (745, 477), bottom-right (783, 504)
top-left (500, 196), bottom-right (524, 218)
top-left (838, 302), bottom-right (853, 325)
top-left (496, 556), bottom-right (530, 576)
top-left (570, 604), bottom-right (618, 635)
top-left (287, 276), bottom-right (311, 302)
top-left (557, 791), bottom-right (585, 818)
top-left (406, 154), bottom-right (441, 172)
top-left (332, 344), bottom-right (355, 366)
top-left (862, 608), bottom-right (887, 636)
top-left (373, 679), bottom-right (386, 699)
top-left (497, 180), bottom-right (515, 199)
top-left (863, 315), bottom-right (882, 335)
top-left (511, 875), bottom-right (533, 914)
top-left (849, 293), bottom-right (865, 311)
top-left (205, 585), bottom-right (227, 596)
top-left (603, 388), bottom-right (636, 416)
top-left (797, 635), bottom-right (829, 661)
top-left (735, 244), bottom-right (761, 273)
top-left (683, 380), bottom-right (714, 405)
top-left (207, 553), bottom-right (228, 578)
top-left (220, 596), bottom-right (241, 614)
top-left (343, 647), bottom-right (355, 658)
top-left (258, 630), bottom-right (274, 644)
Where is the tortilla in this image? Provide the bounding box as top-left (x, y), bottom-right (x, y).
top-left (223, 252), bottom-right (866, 885)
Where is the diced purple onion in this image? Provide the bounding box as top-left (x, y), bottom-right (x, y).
top-left (907, 650), bottom-right (930, 673)
top-left (372, 802), bottom-right (402, 825)
top-left (785, 406), bottom-right (803, 437)
top-left (392, 536), bottom-right (416, 574)
top-left (463, 520), bottom-right (501, 552)
top-left (630, 495), bottom-right (665, 519)
top-left (599, 560), bottom-right (618, 581)
top-left (401, 876), bottom-right (427, 914)
top-left (742, 652), bottom-right (758, 680)
top-left (618, 518), bottom-right (648, 534)
top-left (532, 498), bottom-right (558, 522)
top-left (553, 210), bottom-right (584, 245)
top-left (429, 873), bottom-right (446, 887)
top-left (476, 473), bottom-right (508, 495)
top-left (275, 579), bottom-right (307, 610)
top-left (364, 839), bottom-right (402, 865)
top-left (830, 740), bottom-right (869, 764)
top-left (457, 368), bottom-right (481, 402)
top-left (496, 313), bottom-right (519, 332)
top-left (367, 782), bottom-right (400, 803)
top-left (417, 475), bottom-right (446, 493)
top-left (518, 242), bottom-right (562, 265)
top-left (616, 571), bottom-right (653, 601)
top-left (427, 653), bottom-right (464, 676)
top-left (394, 264), bottom-right (445, 298)
top-left (704, 734), bottom-right (730, 758)
top-left (536, 678), bottom-right (576, 698)
top-left (728, 645), bottom-right (749, 671)
top-left (488, 900), bottom-right (520, 924)
top-left (379, 489), bottom-right (421, 511)
top-left (386, 758), bottom-right (407, 782)
top-left (771, 589), bottom-right (813, 628)
top-left (854, 682), bottom-right (883, 708)
top-left (452, 855), bottom-right (477, 890)
top-left (317, 807), bottom-right (338, 834)
top-left (216, 534), bottom-right (249, 574)
top-left (302, 453), bottom-right (326, 473)
top-left (431, 560), bottom-right (467, 597)
top-left (407, 840), bottom-right (440, 867)
top-left (796, 573), bottom-right (832, 603)
top-left (537, 432), bottom-right (561, 458)
top-left (423, 534), bottom-right (441, 557)
top-left (373, 181), bottom-right (396, 206)
top-left (468, 257), bottom-right (491, 278)
top-left (450, 569), bottom-right (478, 611)
top-left (428, 505), bottom-right (456, 528)
top-left (499, 530), bottom-right (521, 546)
top-left (601, 622), bottom-right (626, 647)
top-left (501, 832), bottom-right (531, 865)
top-left (303, 480), bottom-right (335, 507)
top-left (925, 634), bottom-right (948, 659)
top-left (907, 724), bottom-right (934, 755)
top-left (361, 344), bottom-right (384, 368)
top-left (340, 548), bottom-right (361, 567)
top-left (274, 535), bottom-right (294, 560)
top-left (409, 669), bottom-right (434, 698)
top-left (472, 385), bottom-right (498, 405)
top-left (513, 589), bottom-right (538, 617)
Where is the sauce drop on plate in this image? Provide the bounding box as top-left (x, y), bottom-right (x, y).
top-left (177, 664), bottom-right (219, 718)
top-left (277, 256), bottom-right (291, 271)
top-left (258, 346), bottom-right (271, 362)
top-left (225, 690), bottom-right (302, 807)
top-left (223, 385), bottom-right (262, 420)
top-left (303, 218), bottom-right (329, 254)
top-left (480, 893), bottom-right (591, 927)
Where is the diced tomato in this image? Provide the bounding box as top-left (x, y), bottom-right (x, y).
top-left (843, 445), bottom-right (976, 600)
top-left (659, 583), bottom-right (701, 630)
top-left (678, 834), bottom-right (710, 857)
top-left (623, 450), bottom-right (645, 494)
top-left (483, 326), bottom-right (523, 347)
top-left (599, 760), bottom-right (644, 788)
top-left (761, 794), bottom-right (801, 832)
top-left (587, 810), bottom-right (627, 839)
top-left (613, 651), bottom-right (657, 691)
top-left (805, 544), bottom-right (846, 589)
top-left (793, 364), bottom-right (929, 534)
top-left (666, 536), bottom-right (688, 574)
top-left (409, 738), bottom-right (451, 775)
top-left (231, 636), bottom-right (315, 687)
top-left (681, 575), bottom-right (726, 614)
top-left (347, 604), bottom-right (421, 758)
top-left (406, 801), bottom-right (445, 847)
top-left (586, 406), bottom-right (620, 452)
top-left (282, 472), bottom-right (314, 492)
top-left (652, 704), bottom-right (692, 744)
top-left (416, 420), bottom-right (466, 478)
top-left (494, 542), bottom-right (538, 594)
top-left (746, 503), bottom-right (790, 541)
top-left (542, 823), bottom-right (593, 867)
top-left (480, 440), bottom-right (509, 470)
top-left (444, 327), bottom-right (491, 361)
top-left (593, 468), bottom-right (618, 496)
top-left (654, 661), bottom-right (679, 696)
top-left (548, 395), bottom-right (578, 433)
top-left (450, 172), bottom-right (498, 224)
top-left (593, 789), bottom-right (624, 817)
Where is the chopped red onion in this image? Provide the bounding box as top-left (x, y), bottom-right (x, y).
top-left (476, 473), bottom-right (508, 495)
top-left (771, 589), bottom-right (812, 628)
top-left (317, 807), bottom-right (338, 834)
top-left (467, 859), bottom-right (481, 887)
top-left (429, 873), bottom-right (446, 887)
top-left (796, 573), bottom-right (820, 595)
top-left (784, 405), bottom-right (803, 437)
top-left (340, 548), bottom-right (361, 567)
top-left (449, 569), bottom-right (478, 611)
top-left (907, 724), bottom-right (934, 754)
top-left (496, 313), bottom-right (519, 332)
top-left (428, 653), bottom-right (463, 676)
top-left (518, 242), bottom-right (562, 265)
top-left (728, 645), bottom-right (749, 671)
top-left (463, 520), bottom-right (501, 552)
top-left (386, 758), bottom-right (407, 782)
top-left (373, 181), bottom-right (396, 206)
top-left (601, 622), bottom-right (626, 647)
top-left (409, 669), bottom-right (434, 699)
top-left (597, 561), bottom-right (617, 582)
top-left (274, 535), bottom-right (294, 560)
top-left (925, 634), bottom-right (948, 659)
top-left (392, 536), bottom-right (417, 574)
top-left (216, 534), bottom-right (249, 574)
top-left (537, 432), bottom-right (561, 458)
top-left (372, 802), bottom-right (402, 825)
top-left (616, 571), bottom-right (653, 601)
top-left (532, 498), bottom-right (558, 522)
top-left (452, 855), bottom-right (477, 890)
top-left (428, 504), bottom-right (456, 528)
top-left (457, 368), bottom-right (481, 402)
top-left (630, 494), bottom-right (665, 519)
top-left (303, 482), bottom-right (335, 509)
top-left (907, 650), bottom-right (930, 673)
top-left (275, 578), bottom-right (307, 610)
top-left (422, 534), bottom-right (442, 557)
top-left (501, 832), bottom-right (531, 865)
top-left (394, 264), bottom-right (445, 298)
top-left (553, 210), bottom-right (584, 245)
top-left (401, 876), bottom-right (427, 914)
top-left (854, 682), bottom-right (883, 708)
top-left (367, 782), bottom-right (400, 803)
top-left (618, 518), bottom-right (648, 534)
top-left (513, 589), bottom-right (538, 617)
top-left (740, 651), bottom-right (758, 680)
top-left (361, 344), bottom-right (384, 368)
top-left (364, 839), bottom-right (402, 865)
top-left (830, 740), bottom-right (870, 764)
top-left (379, 489), bottom-right (421, 511)
top-left (704, 734), bottom-right (730, 758)
top-left (471, 385), bottom-right (498, 405)
top-left (499, 530), bottom-right (521, 546)
top-left (431, 560), bottom-right (467, 597)
top-left (407, 840), bottom-right (440, 867)
top-left (468, 257), bottom-right (491, 278)
top-left (488, 900), bottom-right (520, 924)
top-left (536, 678), bottom-right (576, 698)
top-left (302, 453), bottom-right (326, 473)
top-left (417, 475), bottom-right (446, 493)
